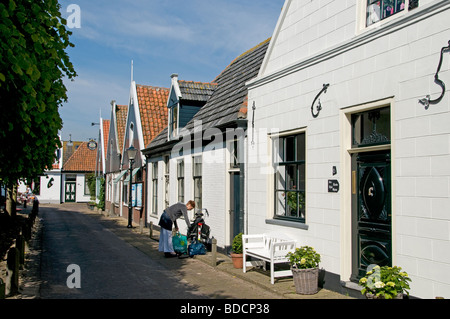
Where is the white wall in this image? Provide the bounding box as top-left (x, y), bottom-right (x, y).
top-left (38, 172), bottom-right (62, 204)
top-left (147, 144), bottom-right (235, 249)
top-left (248, 0), bottom-right (450, 298)
top-left (75, 174), bottom-right (91, 203)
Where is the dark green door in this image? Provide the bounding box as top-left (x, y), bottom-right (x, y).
top-left (65, 182), bottom-right (76, 202)
top-left (230, 172), bottom-right (243, 242)
top-left (351, 150), bottom-right (392, 280)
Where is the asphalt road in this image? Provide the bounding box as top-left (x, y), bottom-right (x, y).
top-left (37, 204), bottom-right (282, 300)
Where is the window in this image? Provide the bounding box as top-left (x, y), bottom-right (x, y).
top-left (152, 162), bottom-right (158, 215)
top-left (177, 160), bottom-right (185, 203)
top-left (274, 133), bottom-right (306, 222)
top-left (169, 105), bottom-right (178, 139)
top-left (193, 156), bottom-right (202, 210)
top-left (352, 106), bottom-right (391, 147)
top-left (365, 0), bottom-right (418, 27)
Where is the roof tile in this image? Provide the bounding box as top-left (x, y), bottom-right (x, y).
top-left (63, 142), bottom-right (97, 172)
top-left (136, 85), bottom-right (170, 146)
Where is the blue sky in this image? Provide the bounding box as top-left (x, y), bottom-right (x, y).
top-left (59, 0), bottom-right (284, 142)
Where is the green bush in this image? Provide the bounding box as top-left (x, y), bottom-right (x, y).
top-left (232, 233), bottom-right (243, 254)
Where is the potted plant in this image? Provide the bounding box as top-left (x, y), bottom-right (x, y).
top-left (231, 233), bottom-right (243, 269)
top-left (286, 246), bottom-right (321, 294)
top-left (359, 265), bottom-right (411, 299)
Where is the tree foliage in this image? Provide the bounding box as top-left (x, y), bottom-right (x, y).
top-left (0, 0), bottom-right (77, 186)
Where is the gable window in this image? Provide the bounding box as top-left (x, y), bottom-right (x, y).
top-left (365, 0), bottom-right (419, 27)
top-left (177, 160), bottom-right (185, 203)
top-left (274, 133), bottom-right (306, 223)
top-left (193, 156), bottom-right (202, 210)
top-left (169, 104), bottom-right (179, 139)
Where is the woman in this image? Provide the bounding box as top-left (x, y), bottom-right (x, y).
top-left (158, 200), bottom-right (195, 257)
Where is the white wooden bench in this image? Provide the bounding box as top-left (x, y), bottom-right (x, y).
top-left (242, 233), bottom-right (297, 284)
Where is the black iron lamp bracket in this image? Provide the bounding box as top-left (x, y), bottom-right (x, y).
top-left (311, 83), bottom-right (330, 118)
top-left (419, 40), bottom-right (450, 109)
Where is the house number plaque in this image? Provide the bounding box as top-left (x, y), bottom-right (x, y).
top-left (328, 180), bottom-right (339, 193)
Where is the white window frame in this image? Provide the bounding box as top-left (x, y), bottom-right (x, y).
top-left (356, 0), bottom-right (416, 34)
top-left (272, 129), bottom-right (307, 223)
top-left (192, 155), bottom-right (202, 211)
top-left (177, 159), bottom-right (185, 203)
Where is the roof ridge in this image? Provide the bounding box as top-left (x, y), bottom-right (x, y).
top-left (179, 80), bottom-right (218, 85)
top-left (136, 84), bottom-right (169, 90)
top-left (213, 37), bottom-right (271, 83)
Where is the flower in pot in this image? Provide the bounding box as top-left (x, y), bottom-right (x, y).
top-left (359, 265), bottom-right (411, 299)
top-left (286, 246), bottom-right (321, 294)
top-left (231, 233), bottom-right (243, 268)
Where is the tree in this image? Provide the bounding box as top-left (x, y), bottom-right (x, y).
top-left (0, 0), bottom-right (77, 191)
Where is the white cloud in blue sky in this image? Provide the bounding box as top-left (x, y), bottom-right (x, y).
top-left (59, 0), bottom-right (284, 141)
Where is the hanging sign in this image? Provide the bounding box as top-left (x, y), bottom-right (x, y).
top-left (87, 139), bottom-right (97, 150)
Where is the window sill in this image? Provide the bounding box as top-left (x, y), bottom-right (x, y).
top-left (265, 219), bottom-right (309, 230)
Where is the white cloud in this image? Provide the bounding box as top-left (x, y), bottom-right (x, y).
top-left (59, 0), bottom-right (284, 141)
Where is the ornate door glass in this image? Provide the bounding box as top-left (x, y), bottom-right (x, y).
top-left (352, 106), bottom-right (390, 147)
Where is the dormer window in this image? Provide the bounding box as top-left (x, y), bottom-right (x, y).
top-left (169, 104), bottom-right (179, 139)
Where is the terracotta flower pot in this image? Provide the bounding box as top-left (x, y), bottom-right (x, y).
top-left (231, 253), bottom-right (243, 269)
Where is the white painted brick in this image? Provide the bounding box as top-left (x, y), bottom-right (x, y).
top-left (396, 215), bottom-right (417, 237)
top-left (433, 240), bottom-right (450, 264)
top-left (399, 196), bottom-right (432, 218)
top-left (415, 135), bottom-right (449, 157)
top-left (398, 156), bottom-right (431, 177)
top-left (395, 177), bottom-right (416, 197)
top-left (430, 155), bottom-right (450, 176)
top-left (395, 138), bottom-right (416, 158)
top-left (431, 197), bottom-right (450, 220)
top-left (416, 177), bottom-right (449, 198)
top-left (419, 218), bottom-right (450, 240)
top-left (398, 235), bottom-right (433, 260)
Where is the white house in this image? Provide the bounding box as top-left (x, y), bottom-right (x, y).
top-left (246, 0), bottom-right (450, 299)
top-left (38, 143), bottom-right (63, 204)
top-left (144, 40), bottom-right (269, 250)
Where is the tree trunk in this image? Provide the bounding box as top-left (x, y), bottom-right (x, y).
top-left (5, 184), bottom-right (17, 218)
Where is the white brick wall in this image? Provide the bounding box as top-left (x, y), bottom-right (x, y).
top-left (147, 144), bottom-right (236, 249)
top-left (248, 0), bottom-right (450, 298)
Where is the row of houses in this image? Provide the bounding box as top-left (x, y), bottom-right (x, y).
top-left (41, 0), bottom-right (450, 299)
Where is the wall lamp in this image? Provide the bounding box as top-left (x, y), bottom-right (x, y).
top-left (311, 83), bottom-right (330, 118)
top-left (419, 40), bottom-right (450, 109)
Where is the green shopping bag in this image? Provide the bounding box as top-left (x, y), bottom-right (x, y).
top-left (172, 232), bottom-right (188, 254)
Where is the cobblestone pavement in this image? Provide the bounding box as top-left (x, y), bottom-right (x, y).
top-left (8, 203), bottom-right (353, 300)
